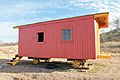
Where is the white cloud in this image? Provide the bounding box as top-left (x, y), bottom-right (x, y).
top-left (68, 0), bottom-right (120, 22)
top-left (0, 1), bottom-right (62, 19)
top-left (0, 21), bottom-right (18, 42)
top-left (0, 2), bottom-right (35, 18)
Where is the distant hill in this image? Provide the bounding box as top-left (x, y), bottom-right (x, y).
top-left (0, 42), bottom-right (18, 46)
top-left (100, 29), bottom-right (120, 43)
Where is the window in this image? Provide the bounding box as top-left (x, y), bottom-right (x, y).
top-left (62, 29), bottom-right (72, 40)
top-left (38, 32), bottom-right (44, 42)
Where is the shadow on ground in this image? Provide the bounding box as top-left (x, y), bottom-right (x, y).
top-left (0, 59), bottom-right (83, 73)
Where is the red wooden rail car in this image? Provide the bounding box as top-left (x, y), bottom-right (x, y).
top-left (7, 12), bottom-right (111, 67)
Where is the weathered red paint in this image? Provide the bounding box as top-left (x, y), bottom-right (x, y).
top-left (16, 13), bottom-right (107, 60)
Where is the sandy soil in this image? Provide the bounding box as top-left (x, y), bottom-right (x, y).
top-left (0, 44), bottom-right (120, 80)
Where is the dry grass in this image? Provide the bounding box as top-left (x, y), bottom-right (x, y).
top-left (101, 42), bottom-right (120, 53)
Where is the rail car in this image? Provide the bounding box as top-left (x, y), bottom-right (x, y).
top-left (7, 12), bottom-right (111, 68)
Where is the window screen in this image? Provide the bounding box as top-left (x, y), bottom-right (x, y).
top-left (62, 29), bottom-right (72, 40)
top-left (38, 32), bottom-right (44, 42)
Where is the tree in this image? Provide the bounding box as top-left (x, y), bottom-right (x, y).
top-left (111, 17), bottom-right (120, 30)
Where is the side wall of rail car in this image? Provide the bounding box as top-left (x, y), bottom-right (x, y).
top-left (18, 15), bottom-right (96, 60)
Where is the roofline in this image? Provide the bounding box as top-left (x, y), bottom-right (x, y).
top-left (13, 12), bottom-right (109, 29)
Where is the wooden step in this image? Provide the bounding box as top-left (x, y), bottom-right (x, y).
top-left (97, 54), bottom-right (111, 59)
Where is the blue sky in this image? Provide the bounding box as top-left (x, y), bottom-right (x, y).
top-left (0, 0), bottom-right (120, 42)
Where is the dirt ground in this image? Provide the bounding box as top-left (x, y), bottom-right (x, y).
top-left (0, 42), bottom-right (120, 80)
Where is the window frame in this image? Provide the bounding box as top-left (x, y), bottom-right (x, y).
top-left (37, 32), bottom-right (45, 43)
top-left (62, 29), bottom-right (72, 41)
